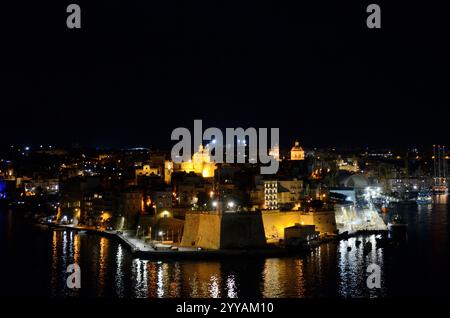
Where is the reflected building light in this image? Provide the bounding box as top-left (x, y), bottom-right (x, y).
top-left (294, 259), bottom-right (306, 297)
top-left (157, 263), bottom-right (165, 298)
top-left (135, 259), bottom-right (142, 286)
top-left (50, 231), bottom-right (59, 297)
top-left (142, 260), bottom-right (149, 296)
top-left (189, 272), bottom-right (199, 297)
top-left (209, 275), bottom-right (220, 298)
top-left (226, 275), bottom-right (238, 298)
top-left (143, 261), bottom-right (158, 298)
top-left (115, 245), bottom-right (124, 297)
top-left (98, 237), bottom-right (109, 296)
top-left (132, 259), bottom-right (148, 298)
top-left (68, 231), bottom-right (74, 260)
top-left (74, 233), bottom-right (80, 264)
top-left (116, 244), bottom-right (123, 265)
top-left (62, 230), bottom-right (68, 259)
top-left (169, 263), bottom-right (181, 298)
top-left (262, 259), bottom-right (282, 297)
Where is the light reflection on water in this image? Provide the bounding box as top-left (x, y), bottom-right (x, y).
top-left (44, 231), bottom-right (387, 298)
top-left (337, 236), bottom-right (385, 298)
top-left (1, 200), bottom-right (448, 298)
top-left (115, 244), bottom-right (124, 297)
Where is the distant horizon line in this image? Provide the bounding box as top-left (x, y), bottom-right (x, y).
top-left (0, 142), bottom-right (447, 153)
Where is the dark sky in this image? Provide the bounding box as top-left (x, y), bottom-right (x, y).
top-left (1, 0), bottom-right (449, 149)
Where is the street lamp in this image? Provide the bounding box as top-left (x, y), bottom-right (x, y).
top-left (136, 225), bottom-right (141, 237)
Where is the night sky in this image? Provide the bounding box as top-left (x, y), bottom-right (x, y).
top-left (1, 1), bottom-right (449, 149)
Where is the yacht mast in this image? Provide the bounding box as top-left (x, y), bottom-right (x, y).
top-left (442, 146), bottom-right (447, 182)
top-left (438, 145), bottom-right (442, 180)
top-left (433, 145), bottom-right (437, 185)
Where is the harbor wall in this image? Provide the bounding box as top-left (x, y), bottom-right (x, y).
top-left (311, 211), bottom-right (338, 235)
top-left (181, 212), bottom-right (267, 249)
top-left (220, 213), bottom-right (267, 249)
top-left (181, 212), bottom-right (221, 249)
top-left (182, 210), bottom-right (338, 249)
top-left (261, 210), bottom-right (337, 240)
top-left (261, 211), bottom-right (302, 240)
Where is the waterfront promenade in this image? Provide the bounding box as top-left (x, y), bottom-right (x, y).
top-left (41, 223), bottom-right (294, 260)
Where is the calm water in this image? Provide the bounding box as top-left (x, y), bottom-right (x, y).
top-left (0, 198), bottom-right (449, 298)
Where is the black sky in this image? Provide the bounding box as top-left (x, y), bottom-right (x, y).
top-left (1, 0), bottom-right (449, 149)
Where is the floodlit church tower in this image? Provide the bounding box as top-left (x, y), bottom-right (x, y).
top-left (290, 141), bottom-right (305, 160)
top-left (193, 144), bottom-right (216, 178)
top-left (178, 144), bottom-right (217, 178)
top-left (164, 144), bottom-right (217, 183)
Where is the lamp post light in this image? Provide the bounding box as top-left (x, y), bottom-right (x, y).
top-left (136, 225), bottom-right (141, 237)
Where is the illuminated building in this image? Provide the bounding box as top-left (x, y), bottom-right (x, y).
top-left (164, 145), bottom-right (217, 183)
top-left (264, 179), bottom-right (302, 210)
top-left (83, 188), bottom-right (114, 225)
top-left (269, 145), bottom-right (281, 162)
top-left (23, 178), bottom-right (59, 196)
top-left (290, 141), bottom-right (305, 160)
top-left (337, 159), bottom-right (359, 172)
top-left (135, 164), bottom-right (161, 178)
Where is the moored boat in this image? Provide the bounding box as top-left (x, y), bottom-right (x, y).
top-left (416, 189), bottom-right (433, 204)
top-left (388, 214), bottom-right (407, 233)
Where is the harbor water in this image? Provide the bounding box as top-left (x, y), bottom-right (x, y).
top-left (0, 198), bottom-right (449, 298)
